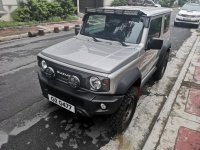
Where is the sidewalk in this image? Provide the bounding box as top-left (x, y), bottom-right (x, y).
top-left (156, 36), bottom-right (200, 150)
top-left (144, 36), bottom-right (200, 150)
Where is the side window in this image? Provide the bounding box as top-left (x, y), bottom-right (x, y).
top-left (148, 17), bottom-right (162, 38)
top-left (164, 14), bottom-right (170, 33)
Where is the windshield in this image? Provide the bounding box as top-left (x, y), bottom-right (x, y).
top-left (182, 3), bottom-right (200, 11)
top-left (81, 14), bottom-right (144, 44)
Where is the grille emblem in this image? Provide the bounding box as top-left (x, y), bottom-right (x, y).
top-left (57, 70), bottom-right (80, 88)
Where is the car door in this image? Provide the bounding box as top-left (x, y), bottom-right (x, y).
top-left (139, 16), bottom-right (163, 78)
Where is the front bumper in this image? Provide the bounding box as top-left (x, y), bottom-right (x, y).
top-left (174, 17), bottom-right (200, 26)
top-left (38, 71), bottom-right (124, 117)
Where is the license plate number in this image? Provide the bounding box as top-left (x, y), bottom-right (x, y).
top-left (48, 94), bottom-right (75, 113)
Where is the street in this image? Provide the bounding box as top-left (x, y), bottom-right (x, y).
top-left (0, 9), bottom-right (194, 150)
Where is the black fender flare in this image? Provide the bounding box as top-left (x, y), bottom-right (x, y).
top-left (157, 41), bottom-right (171, 68)
top-left (115, 68), bottom-right (141, 95)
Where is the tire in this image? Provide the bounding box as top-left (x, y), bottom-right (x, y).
top-left (154, 52), bottom-right (169, 81)
top-left (108, 86), bottom-right (138, 134)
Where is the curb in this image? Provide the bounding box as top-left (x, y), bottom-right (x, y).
top-left (142, 35), bottom-right (200, 150)
top-left (0, 33), bottom-right (28, 42)
top-left (0, 22), bottom-right (80, 43)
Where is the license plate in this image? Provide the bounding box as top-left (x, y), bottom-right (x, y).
top-left (48, 94), bottom-right (75, 113)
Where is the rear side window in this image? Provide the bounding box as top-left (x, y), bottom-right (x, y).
top-left (148, 17), bottom-right (162, 38)
top-left (164, 14), bottom-right (170, 33)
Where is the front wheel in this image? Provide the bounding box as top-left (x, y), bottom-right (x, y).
top-left (108, 87), bottom-right (138, 134)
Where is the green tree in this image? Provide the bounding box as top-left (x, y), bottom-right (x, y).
top-left (159, 0), bottom-right (176, 7)
top-left (56, 0), bottom-right (76, 19)
top-left (12, 0), bottom-right (77, 21)
top-left (111, 0), bottom-right (128, 6)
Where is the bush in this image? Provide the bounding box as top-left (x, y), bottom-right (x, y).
top-left (159, 0), bottom-right (176, 7)
top-left (56, 0), bottom-right (76, 19)
top-left (11, 8), bottom-right (31, 22)
top-left (47, 2), bottom-right (63, 18)
top-left (111, 0), bottom-right (128, 6)
top-left (11, 0), bottom-right (77, 22)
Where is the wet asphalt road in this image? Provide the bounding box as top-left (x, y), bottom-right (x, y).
top-left (0, 9), bottom-right (193, 150)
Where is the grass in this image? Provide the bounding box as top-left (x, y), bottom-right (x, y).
top-left (0, 15), bottom-right (78, 28)
top-left (0, 21), bottom-right (38, 28)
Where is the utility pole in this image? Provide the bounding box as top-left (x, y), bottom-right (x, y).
top-left (77, 0), bottom-right (79, 16)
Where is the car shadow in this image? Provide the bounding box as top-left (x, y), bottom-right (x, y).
top-left (0, 106), bottom-right (112, 150)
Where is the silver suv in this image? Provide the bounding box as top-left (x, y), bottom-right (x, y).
top-left (37, 6), bottom-right (171, 133)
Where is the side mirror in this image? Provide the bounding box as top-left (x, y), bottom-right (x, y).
top-left (146, 38), bottom-right (163, 50)
top-left (75, 25), bottom-right (80, 35)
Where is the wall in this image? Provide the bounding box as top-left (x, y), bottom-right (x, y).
top-left (0, 0), bottom-right (18, 21)
top-left (103, 0), bottom-right (113, 6)
top-left (0, 0), bottom-right (53, 21)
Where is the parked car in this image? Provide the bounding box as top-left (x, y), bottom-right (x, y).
top-left (37, 6), bottom-right (171, 133)
top-left (174, 3), bottom-right (200, 28)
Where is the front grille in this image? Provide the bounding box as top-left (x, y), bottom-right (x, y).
top-left (45, 60), bottom-right (90, 90)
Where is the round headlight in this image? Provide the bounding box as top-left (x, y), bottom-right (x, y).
top-left (41, 60), bottom-right (47, 70)
top-left (89, 76), bottom-right (101, 90)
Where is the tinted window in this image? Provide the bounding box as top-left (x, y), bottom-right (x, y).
top-left (148, 17), bottom-right (162, 38)
top-left (81, 14), bottom-right (144, 44)
top-left (164, 15), bottom-right (170, 33)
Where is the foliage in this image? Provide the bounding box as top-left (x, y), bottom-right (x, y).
top-left (159, 0), bottom-right (176, 7)
top-left (178, 0), bottom-right (187, 6)
top-left (48, 16), bottom-right (63, 22)
top-left (56, 0), bottom-right (76, 19)
top-left (11, 0), bottom-right (76, 22)
top-left (111, 0), bottom-right (128, 6)
top-left (11, 8), bottom-right (30, 22)
top-left (66, 15), bottom-right (78, 21)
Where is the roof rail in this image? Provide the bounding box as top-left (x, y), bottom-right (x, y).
top-left (128, 0), bottom-right (159, 7)
top-left (85, 8), bottom-right (146, 16)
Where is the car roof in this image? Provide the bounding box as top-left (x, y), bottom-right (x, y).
top-left (86, 6), bottom-right (171, 17)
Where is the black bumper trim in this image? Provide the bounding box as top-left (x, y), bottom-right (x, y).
top-left (38, 72), bottom-right (124, 117)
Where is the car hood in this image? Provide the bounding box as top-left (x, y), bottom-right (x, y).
top-left (41, 36), bottom-right (140, 74)
top-left (179, 9), bottom-right (200, 16)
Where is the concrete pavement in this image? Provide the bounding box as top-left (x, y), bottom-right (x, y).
top-left (154, 36), bottom-right (200, 150)
top-left (101, 30), bottom-right (199, 150)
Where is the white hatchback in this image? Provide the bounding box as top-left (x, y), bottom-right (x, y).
top-left (174, 3), bottom-right (200, 28)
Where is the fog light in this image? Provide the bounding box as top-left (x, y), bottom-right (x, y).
top-left (100, 103), bottom-right (106, 110)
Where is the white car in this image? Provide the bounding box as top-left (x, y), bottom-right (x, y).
top-left (174, 3), bottom-right (200, 28)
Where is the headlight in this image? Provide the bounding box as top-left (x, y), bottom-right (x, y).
top-left (89, 76), bottom-right (102, 91)
top-left (41, 60), bottom-right (47, 70)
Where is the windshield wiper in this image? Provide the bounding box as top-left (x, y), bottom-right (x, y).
top-left (118, 41), bottom-right (128, 46)
top-left (92, 36), bottom-right (101, 42)
top-left (89, 34), bottom-right (101, 42)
